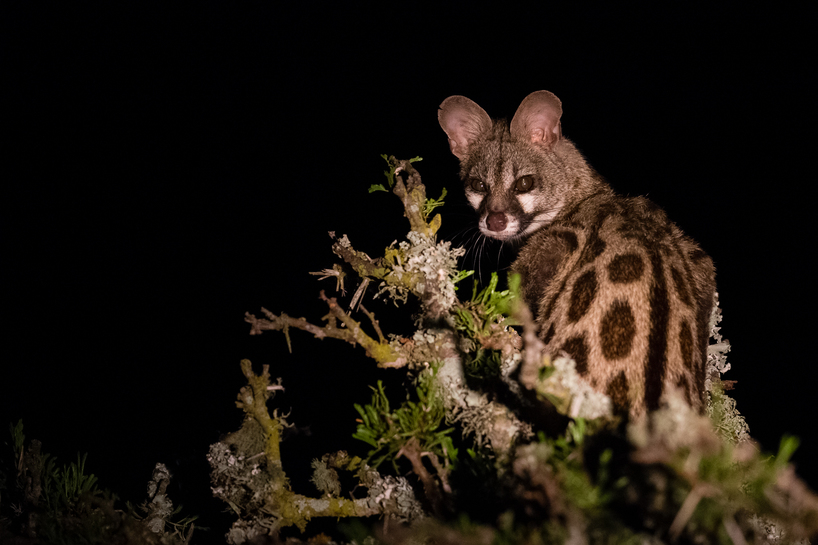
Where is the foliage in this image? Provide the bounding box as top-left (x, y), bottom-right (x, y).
top-left (208, 363), bottom-right (427, 541)
top-left (353, 372), bottom-right (457, 472)
top-left (7, 155), bottom-right (807, 544)
top-left (42, 452), bottom-right (100, 514)
top-left (0, 420), bottom-right (196, 544)
top-left (227, 156), bottom-right (818, 544)
top-left (454, 272), bottom-right (518, 339)
top-left (368, 154), bottom-right (423, 193)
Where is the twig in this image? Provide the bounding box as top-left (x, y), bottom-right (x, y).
top-left (397, 437), bottom-right (445, 516)
top-left (245, 308), bottom-right (335, 340)
top-left (422, 451), bottom-right (452, 495)
top-left (359, 304), bottom-right (385, 343)
top-left (245, 294), bottom-right (405, 366)
top-left (331, 238), bottom-right (386, 279)
top-left (309, 264), bottom-right (346, 295)
top-left (318, 291), bottom-right (405, 366)
top-left (669, 482), bottom-right (718, 541)
top-left (349, 278), bottom-right (369, 312)
top-left (722, 515), bottom-right (748, 545)
top-left (390, 159), bottom-right (438, 237)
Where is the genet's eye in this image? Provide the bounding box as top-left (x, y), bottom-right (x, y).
top-left (467, 178), bottom-right (486, 192)
top-left (515, 175), bottom-right (534, 192)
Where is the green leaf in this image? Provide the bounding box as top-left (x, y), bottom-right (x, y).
top-left (451, 269), bottom-right (474, 286)
top-left (381, 155), bottom-right (397, 188)
top-left (423, 187), bottom-right (448, 219)
top-left (774, 434), bottom-right (800, 469)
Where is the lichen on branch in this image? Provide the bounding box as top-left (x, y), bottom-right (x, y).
top-left (209, 360), bottom-right (425, 542)
top-left (244, 291), bottom-right (405, 367)
top-left (225, 155), bottom-right (818, 544)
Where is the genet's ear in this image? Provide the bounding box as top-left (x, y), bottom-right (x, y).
top-left (510, 90), bottom-right (563, 149)
top-left (438, 95), bottom-right (492, 160)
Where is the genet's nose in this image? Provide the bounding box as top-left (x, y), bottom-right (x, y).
top-left (486, 212), bottom-right (508, 232)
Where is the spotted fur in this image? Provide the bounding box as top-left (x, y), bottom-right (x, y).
top-left (439, 91), bottom-right (716, 415)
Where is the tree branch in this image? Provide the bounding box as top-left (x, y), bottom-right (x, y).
top-left (244, 293), bottom-right (407, 367)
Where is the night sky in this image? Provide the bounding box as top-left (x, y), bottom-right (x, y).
top-left (3, 4), bottom-right (815, 541)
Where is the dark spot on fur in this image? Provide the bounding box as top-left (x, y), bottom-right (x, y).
top-left (541, 323), bottom-right (555, 345)
top-left (600, 300), bottom-right (636, 360)
top-left (567, 269), bottom-right (597, 323)
top-left (657, 242), bottom-right (672, 257)
top-left (595, 202), bottom-right (619, 225)
top-left (577, 231), bottom-right (607, 269)
top-left (516, 229), bottom-right (581, 322)
top-left (542, 294), bottom-right (557, 323)
top-left (671, 267), bottom-right (693, 307)
top-left (519, 253), bottom-right (562, 319)
top-left (616, 223), bottom-right (639, 241)
top-left (679, 320), bottom-right (693, 371)
top-left (561, 335), bottom-right (589, 376)
top-left (607, 253), bottom-right (645, 283)
top-left (689, 248), bottom-right (708, 263)
top-left (645, 248), bottom-right (669, 411)
top-left (555, 230), bottom-right (579, 254)
top-left (560, 191), bottom-right (608, 222)
top-left (616, 213), bottom-right (665, 243)
top-left (606, 371), bottom-right (630, 415)
top-left (677, 375), bottom-right (693, 406)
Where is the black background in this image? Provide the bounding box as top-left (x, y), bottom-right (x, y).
top-left (3, 3), bottom-right (814, 542)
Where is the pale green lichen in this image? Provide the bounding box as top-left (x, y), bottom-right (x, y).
top-left (705, 291), bottom-right (732, 392)
top-left (703, 292), bottom-right (751, 445)
top-left (357, 464), bottom-right (426, 524)
top-left (535, 356), bottom-right (613, 420)
top-left (708, 381), bottom-right (751, 445)
top-left (335, 233), bottom-right (352, 248)
top-left (310, 458), bottom-right (341, 497)
top-left (375, 231), bottom-right (465, 315)
top-left (453, 400), bottom-right (531, 454)
top-left (628, 388), bottom-right (718, 453)
top-left (226, 157), bottom-right (818, 543)
top-left (749, 513), bottom-right (811, 545)
top-left (402, 231), bottom-right (464, 311)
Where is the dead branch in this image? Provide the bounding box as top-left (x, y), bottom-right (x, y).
top-left (391, 159), bottom-right (438, 237)
top-left (244, 294), bottom-right (405, 366)
top-left (331, 237), bottom-right (386, 279)
top-left (422, 451), bottom-right (452, 495)
top-left (397, 437), bottom-right (446, 516)
top-left (359, 304), bottom-right (385, 343)
top-left (318, 291), bottom-right (404, 366)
